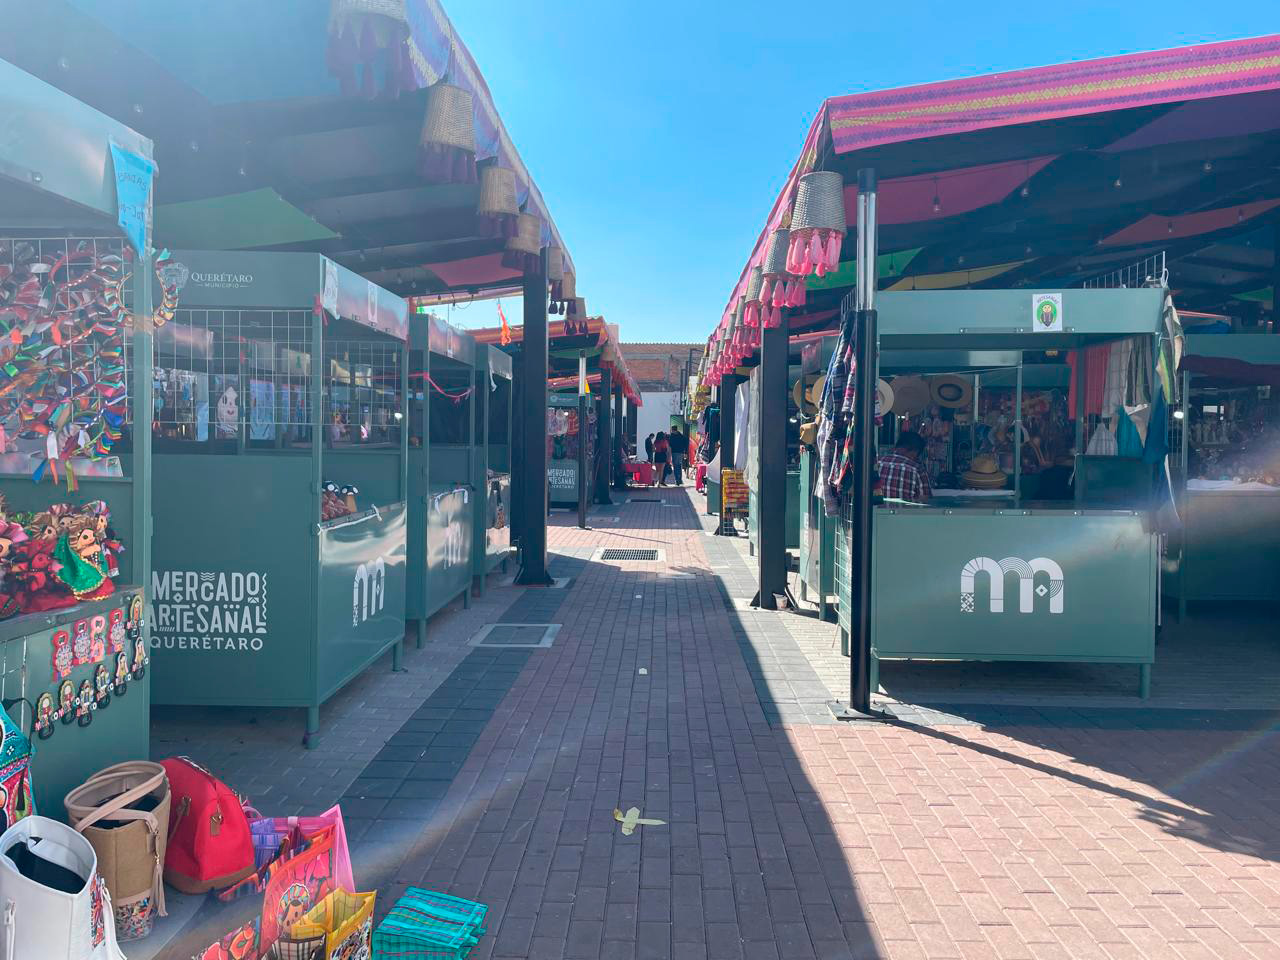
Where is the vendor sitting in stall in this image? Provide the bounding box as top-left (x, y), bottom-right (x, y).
top-left (875, 431), bottom-right (932, 504)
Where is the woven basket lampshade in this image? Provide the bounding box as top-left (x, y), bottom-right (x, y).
top-left (561, 270), bottom-right (576, 301)
top-left (327, 0), bottom-right (412, 98)
top-left (545, 246), bottom-right (567, 313)
top-left (501, 213), bottom-right (541, 274)
top-left (477, 164), bottom-right (518, 239)
top-left (419, 82), bottom-right (478, 183)
top-left (564, 297), bottom-right (589, 336)
top-left (761, 227), bottom-right (805, 312)
top-left (545, 246), bottom-right (565, 282)
top-left (788, 171), bottom-right (847, 278)
top-left (743, 267), bottom-right (764, 328)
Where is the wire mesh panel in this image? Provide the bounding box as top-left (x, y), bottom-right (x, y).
top-left (154, 309), bottom-right (315, 447)
top-left (0, 237), bottom-right (135, 468)
top-left (834, 496), bottom-right (854, 635)
top-left (325, 339), bottom-right (403, 446)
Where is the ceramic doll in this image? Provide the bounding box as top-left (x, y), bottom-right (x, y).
top-left (89, 615), bottom-right (106, 663)
top-left (51, 629), bottom-right (72, 679)
top-left (108, 609), bottom-right (125, 653)
top-left (131, 637), bottom-right (147, 679)
top-left (76, 679), bottom-right (94, 726)
top-left (113, 652), bottom-right (129, 696)
top-left (33, 693), bottom-right (55, 740)
top-left (71, 619), bottom-right (91, 665)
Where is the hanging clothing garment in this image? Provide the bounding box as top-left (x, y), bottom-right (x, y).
top-left (1101, 338), bottom-right (1133, 420)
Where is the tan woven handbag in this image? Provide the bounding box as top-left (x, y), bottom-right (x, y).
top-left (64, 761), bottom-right (169, 942)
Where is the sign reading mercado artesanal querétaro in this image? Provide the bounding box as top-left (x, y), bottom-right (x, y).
top-left (150, 570), bottom-right (268, 652)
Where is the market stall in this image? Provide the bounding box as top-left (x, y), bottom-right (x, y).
top-left (548, 391), bottom-right (596, 506)
top-left (150, 250), bottom-right (409, 745)
top-left (832, 288), bottom-right (1174, 697)
top-left (407, 314), bottom-right (477, 646)
top-left (1167, 334), bottom-right (1280, 615)
top-left (0, 60), bottom-right (158, 813)
top-left (473, 344), bottom-right (513, 594)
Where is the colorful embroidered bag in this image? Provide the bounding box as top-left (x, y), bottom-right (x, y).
top-left (290, 888), bottom-right (375, 960)
top-left (0, 703), bottom-right (35, 833)
top-left (259, 825), bottom-right (338, 952)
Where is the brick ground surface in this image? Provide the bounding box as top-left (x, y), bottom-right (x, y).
top-left (150, 487), bottom-right (1280, 960)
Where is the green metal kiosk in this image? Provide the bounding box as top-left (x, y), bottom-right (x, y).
top-left (407, 314), bottom-right (477, 646)
top-left (0, 60), bottom-right (155, 813)
top-left (149, 250), bottom-right (409, 745)
top-left (473, 345), bottom-right (513, 594)
top-left (836, 288), bottom-right (1168, 698)
top-left (1167, 334), bottom-right (1280, 616)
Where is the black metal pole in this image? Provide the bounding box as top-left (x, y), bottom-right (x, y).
top-left (577, 351), bottom-right (589, 529)
top-left (596, 367), bottom-right (613, 504)
top-left (510, 365), bottom-right (525, 553)
top-left (850, 167), bottom-right (879, 713)
top-left (515, 250), bottom-right (553, 585)
top-left (754, 311), bottom-right (789, 608)
top-left (716, 373), bottom-right (738, 525)
top-left (613, 389), bottom-right (627, 490)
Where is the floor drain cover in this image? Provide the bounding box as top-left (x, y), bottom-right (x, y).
top-left (598, 548), bottom-right (661, 561)
top-left (627, 497), bottom-right (662, 503)
top-left (469, 623), bottom-right (559, 648)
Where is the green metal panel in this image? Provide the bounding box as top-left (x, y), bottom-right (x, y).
top-left (326, 450), bottom-right (402, 507)
top-left (0, 59), bottom-right (152, 220)
top-left (483, 474), bottom-right (511, 569)
top-left (872, 509), bottom-right (1156, 663)
top-left (405, 446), bottom-right (430, 621)
top-left (1183, 334), bottom-right (1280, 363)
top-left (426, 486), bottom-right (473, 616)
top-left (0, 589), bottom-right (149, 819)
top-left (151, 455), bottom-right (315, 706)
top-left (1170, 491), bottom-right (1280, 602)
top-left (705, 479), bottom-right (720, 515)
top-left (799, 451), bottom-right (834, 605)
top-left (316, 503), bottom-right (407, 700)
top-left (431, 446), bottom-right (472, 484)
top-left (549, 459), bottom-right (578, 504)
top-left (785, 469), bottom-right (800, 551)
top-left (875, 288), bottom-right (1165, 349)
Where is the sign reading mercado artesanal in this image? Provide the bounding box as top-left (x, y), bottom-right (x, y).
top-left (151, 570), bottom-right (268, 652)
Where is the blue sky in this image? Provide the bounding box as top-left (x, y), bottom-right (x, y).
top-left (449, 3), bottom-right (1270, 343)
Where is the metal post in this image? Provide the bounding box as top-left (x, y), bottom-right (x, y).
top-left (130, 250), bottom-right (153, 742)
top-left (613, 389), bottom-right (627, 490)
top-left (1014, 358), bottom-right (1023, 507)
top-left (577, 351), bottom-right (588, 528)
top-left (717, 374), bottom-right (738, 524)
top-left (754, 314), bottom-right (789, 608)
top-left (596, 367), bottom-right (613, 504)
top-left (515, 249), bottom-right (553, 585)
top-left (848, 167), bottom-right (880, 716)
top-left (510, 368), bottom-right (525, 557)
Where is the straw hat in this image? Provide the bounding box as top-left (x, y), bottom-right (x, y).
top-left (889, 376), bottom-right (929, 415)
top-left (875, 378), bottom-right (894, 417)
top-left (961, 455), bottom-right (1008, 489)
top-left (808, 373), bottom-right (827, 407)
top-left (792, 374), bottom-right (820, 415)
top-left (929, 374), bottom-right (972, 409)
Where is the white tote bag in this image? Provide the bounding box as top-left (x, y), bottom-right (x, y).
top-left (0, 816), bottom-right (124, 960)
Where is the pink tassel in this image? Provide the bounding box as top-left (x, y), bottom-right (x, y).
top-left (807, 232), bottom-right (823, 276)
top-left (789, 280), bottom-right (806, 308)
top-left (771, 280), bottom-right (786, 308)
top-left (744, 302), bottom-right (757, 327)
top-left (824, 231), bottom-right (842, 271)
top-left (787, 236), bottom-right (802, 273)
top-left (815, 257), bottom-right (827, 279)
top-left (759, 278), bottom-right (773, 306)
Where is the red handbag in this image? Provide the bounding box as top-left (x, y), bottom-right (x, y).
top-left (161, 756), bottom-right (256, 894)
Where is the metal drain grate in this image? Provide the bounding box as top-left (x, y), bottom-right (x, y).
top-left (627, 497), bottom-right (662, 503)
top-left (469, 623), bottom-right (560, 648)
top-left (600, 548), bottom-right (660, 561)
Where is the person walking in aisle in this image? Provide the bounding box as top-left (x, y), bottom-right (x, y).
top-left (644, 432), bottom-right (655, 462)
top-left (653, 431), bottom-right (671, 485)
top-left (668, 424), bottom-right (689, 486)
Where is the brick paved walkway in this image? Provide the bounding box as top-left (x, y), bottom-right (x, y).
top-left (149, 487), bottom-right (1280, 960)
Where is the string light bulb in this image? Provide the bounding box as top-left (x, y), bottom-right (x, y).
top-left (931, 178), bottom-right (941, 214)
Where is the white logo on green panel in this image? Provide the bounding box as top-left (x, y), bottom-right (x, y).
top-left (961, 556), bottom-right (1064, 613)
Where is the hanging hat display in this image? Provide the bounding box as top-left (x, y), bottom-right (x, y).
top-left (929, 374), bottom-right (973, 409)
top-left (761, 227), bottom-right (805, 322)
top-left (888, 376), bottom-right (930, 415)
top-left (419, 81), bottom-right (478, 184)
top-left (326, 0), bottom-right (413, 99)
top-left (502, 213), bottom-right (541, 273)
top-left (788, 172), bottom-right (846, 278)
top-left (875, 378), bottom-right (894, 419)
top-left (743, 267), bottom-right (764, 328)
top-left (476, 164), bottom-right (519, 239)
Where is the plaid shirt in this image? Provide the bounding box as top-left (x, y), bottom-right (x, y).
top-left (876, 452), bottom-right (931, 503)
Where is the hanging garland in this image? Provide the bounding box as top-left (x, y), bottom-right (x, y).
top-left (426, 375), bottom-right (474, 405)
top-left (0, 243), bottom-right (182, 488)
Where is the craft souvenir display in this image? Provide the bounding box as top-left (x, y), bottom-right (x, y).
top-left (4, 501), bottom-right (124, 615)
top-left (34, 692), bottom-right (57, 740)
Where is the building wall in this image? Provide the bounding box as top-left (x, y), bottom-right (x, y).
top-left (635, 392), bottom-right (681, 450)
